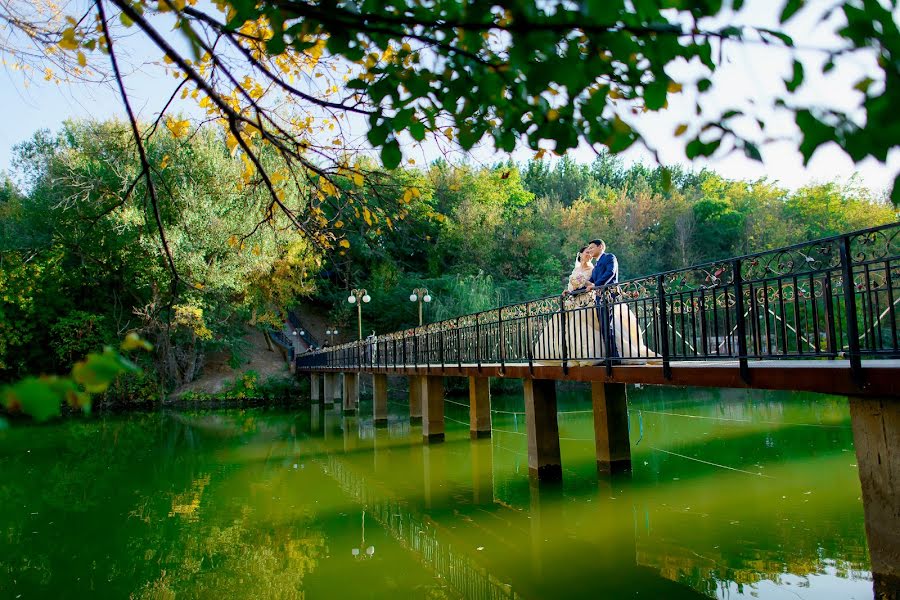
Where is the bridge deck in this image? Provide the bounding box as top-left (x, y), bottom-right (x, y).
top-left (307, 359), bottom-right (900, 397)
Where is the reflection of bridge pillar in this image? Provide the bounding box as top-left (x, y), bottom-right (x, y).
top-left (524, 379), bottom-right (562, 481)
top-left (422, 444), bottom-right (447, 509)
top-left (850, 396), bottom-right (900, 596)
top-left (422, 376), bottom-right (445, 443)
top-left (342, 373), bottom-right (359, 415)
top-left (342, 416), bottom-right (358, 453)
top-left (373, 374), bottom-right (388, 427)
top-left (311, 403), bottom-right (321, 434)
top-left (469, 376), bottom-right (492, 439)
top-left (592, 382), bottom-right (631, 475)
top-left (471, 438), bottom-right (494, 505)
top-left (310, 373), bottom-right (322, 403)
top-left (408, 375), bottom-right (423, 423)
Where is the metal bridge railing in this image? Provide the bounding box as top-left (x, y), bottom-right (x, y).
top-left (297, 222), bottom-right (900, 383)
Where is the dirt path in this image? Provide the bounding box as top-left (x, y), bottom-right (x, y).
top-left (173, 326), bottom-right (291, 397)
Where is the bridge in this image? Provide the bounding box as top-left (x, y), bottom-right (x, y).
top-left (296, 222), bottom-right (900, 594)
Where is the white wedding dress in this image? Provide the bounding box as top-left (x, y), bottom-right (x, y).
top-left (533, 260), bottom-right (659, 365)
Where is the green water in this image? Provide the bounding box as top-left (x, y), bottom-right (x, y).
top-left (0, 384), bottom-right (873, 599)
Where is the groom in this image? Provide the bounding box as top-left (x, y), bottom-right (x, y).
top-left (584, 239), bottom-right (620, 361)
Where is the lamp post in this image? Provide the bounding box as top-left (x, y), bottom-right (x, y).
top-left (347, 289), bottom-right (371, 340)
top-left (325, 328), bottom-right (338, 346)
top-left (409, 287), bottom-right (432, 327)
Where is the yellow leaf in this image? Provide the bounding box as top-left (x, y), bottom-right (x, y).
top-left (165, 118), bottom-right (190, 139)
top-left (667, 81), bottom-right (683, 94)
top-left (351, 172), bottom-right (363, 186)
top-left (160, 154), bottom-right (170, 169)
top-left (334, 220), bottom-right (344, 228)
top-left (674, 124), bottom-right (688, 137)
top-left (535, 148), bottom-right (547, 160)
top-left (58, 28), bottom-right (79, 51)
top-left (547, 109), bottom-right (559, 121)
top-left (339, 239), bottom-right (350, 248)
top-left (77, 51), bottom-right (86, 67)
top-left (120, 12), bottom-right (134, 27)
top-left (252, 245), bottom-right (261, 256)
top-left (121, 333), bottom-right (153, 352)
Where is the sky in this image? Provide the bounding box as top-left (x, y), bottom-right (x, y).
top-left (1, 0), bottom-right (898, 194)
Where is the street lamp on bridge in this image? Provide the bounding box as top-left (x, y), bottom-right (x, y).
top-left (409, 287), bottom-right (432, 327)
top-left (347, 289), bottom-right (371, 340)
top-left (325, 328), bottom-right (338, 346)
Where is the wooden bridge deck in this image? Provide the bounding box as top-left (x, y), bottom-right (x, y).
top-left (309, 359), bottom-right (900, 397)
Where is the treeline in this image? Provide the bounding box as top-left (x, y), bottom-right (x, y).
top-left (318, 155), bottom-right (897, 336)
top-left (0, 120), bottom-right (895, 395)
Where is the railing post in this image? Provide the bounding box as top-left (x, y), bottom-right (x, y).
top-left (657, 275), bottom-right (672, 380)
top-left (733, 259), bottom-right (751, 384)
top-left (840, 235), bottom-right (864, 386)
top-left (498, 307), bottom-right (505, 374)
top-left (475, 313), bottom-right (482, 372)
top-left (456, 317), bottom-right (462, 370)
top-left (526, 301), bottom-right (534, 375)
top-left (559, 295), bottom-right (569, 375)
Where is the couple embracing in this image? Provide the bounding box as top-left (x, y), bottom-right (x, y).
top-left (534, 239), bottom-right (659, 366)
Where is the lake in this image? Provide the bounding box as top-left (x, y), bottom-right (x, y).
top-left (0, 382), bottom-right (873, 599)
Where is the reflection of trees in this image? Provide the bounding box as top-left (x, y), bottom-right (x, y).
top-left (132, 506), bottom-right (325, 600)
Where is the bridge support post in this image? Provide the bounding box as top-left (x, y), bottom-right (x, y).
top-left (592, 382), bottom-right (631, 475)
top-left (324, 373), bottom-right (341, 404)
top-left (849, 396), bottom-right (900, 596)
top-left (342, 373), bottom-right (359, 415)
top-left (524, 379), bottom-right (562, 481)
top-left (469, 376), bottom-right (492, 439)
top-left (310, 373), bottom-right (322, 403)
top-left (422, 376), bottom-right (445, 443)
top-left (323, 373), bottom-right (335, 406)
top-left (373, 374), bottom-right (388, 428)
top-left (408, 375), bottom-right (423, 423)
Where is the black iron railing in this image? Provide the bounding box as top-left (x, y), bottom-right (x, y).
top-left (297, 222), bottom-right (900, 382)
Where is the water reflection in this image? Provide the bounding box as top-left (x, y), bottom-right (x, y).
top-left (0, 386), bottom-right (875, 599)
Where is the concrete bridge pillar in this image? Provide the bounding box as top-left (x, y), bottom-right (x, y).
top-left (342, 373), bottom-right (359, 415)
top-left (421, 375), bottom-right (445, 443)
top-left (310, 373), bottom-right (322, 403)
top-left (524, 379), bottom-right (562, 481)
top-left (323, 373), bottom-right (335, 405)
top-left (592, 382), bottom-right (631, 475)
top-left (468, 377), bottom-right (492, 439)
top-left (408, 375), bottom-right (423, 423)
top-left (373, 374), bottom-right (388, 428)
top-left (849, 396), bottom-right (900, 596)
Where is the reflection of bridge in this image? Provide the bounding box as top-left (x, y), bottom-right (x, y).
top-left (316, 434), bottom-right (711, 599)
top-left (297, 224), bottom-right (900, 594)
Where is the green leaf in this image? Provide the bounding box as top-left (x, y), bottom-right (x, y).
top-left (644, 79), bottom-right (668, 111)
top-left (786, 59), bottom-right (804, 92)
top-left (409, 122), bottom-right (426, 141)
top-left (892, 173), bottom-right (900, 207)
top-left (3, 377), bottom-right (62, 422)
top-left (381, 138), bottom-right (402, 169)
top-left (743, 141), bottom-right (762, 161)
top-left (780, 0), bottom-right (804, 23)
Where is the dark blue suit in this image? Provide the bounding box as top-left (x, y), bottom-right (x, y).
top-left (590, 253), bottom-right (619, 358)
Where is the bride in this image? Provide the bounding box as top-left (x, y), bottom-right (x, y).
top-left (533, 247), bottom-right (659, 366)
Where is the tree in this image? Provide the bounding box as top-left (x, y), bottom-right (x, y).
top-left (2, 0), bottom-right (898, 286)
